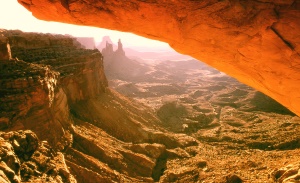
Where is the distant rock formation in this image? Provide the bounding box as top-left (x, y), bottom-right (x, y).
top-left (101, 38), bottom-right (150, 81)
top-left (75, 37), bottom-right (95, 49)
top-left (102, 38), bottom-right (125, 57)
top-left (101, 41), bottom-right (114, 56)
top-left (97, 36), bottom-right (117, 51)
top-left (115, 39), bottom-right (125, 56)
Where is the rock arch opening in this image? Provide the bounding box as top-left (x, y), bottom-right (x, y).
top-left (1, 3), bottom-right (300, 179)
top-left (18, 0), bottom-right (300, 116)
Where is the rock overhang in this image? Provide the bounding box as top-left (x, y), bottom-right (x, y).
top-left (17, 0), bottom-right (300, 116)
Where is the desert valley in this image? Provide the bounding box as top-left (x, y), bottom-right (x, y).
top-left (0, 28), bottom-right (300, 183)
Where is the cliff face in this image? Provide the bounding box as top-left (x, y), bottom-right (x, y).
top-left (0, 30), bottom-right (198, 182)
top-left (0, 30), bottom-right (107, 148)
top-left (0, 59), bottom-right (66, 147)
top-left (18, 0), bottom-right (300, 116)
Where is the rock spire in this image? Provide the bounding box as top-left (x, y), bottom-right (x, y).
top-left (116, 39), bottom-right (125, 56)
top-left (0, 35), bottom-right (11, 60)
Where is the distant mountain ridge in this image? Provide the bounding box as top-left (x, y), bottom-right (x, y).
top-left (101, 38), bottom-right (150, 81)
top-left (97, 36), bottom-right (192, 61)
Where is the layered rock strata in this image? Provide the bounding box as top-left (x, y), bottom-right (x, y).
top-left (0, 59), bottom-right (65, 147)
top-left (0, 29), bottom-right (198, 182)
top-left (0, 30), bottom-right (93, 148)
top-left (18, 0), bottom-right (300, 116)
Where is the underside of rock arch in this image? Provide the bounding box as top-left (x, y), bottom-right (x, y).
top-left (18, 0), bottom-right (300, 116)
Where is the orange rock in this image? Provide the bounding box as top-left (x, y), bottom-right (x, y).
top-left (18, 0), bottom-right (300, 116)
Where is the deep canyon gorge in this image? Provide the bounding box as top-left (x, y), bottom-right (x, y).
top-left (0, 29), bottom-right (300, 182)
top-left (1, 30), bottom-right (200, 182)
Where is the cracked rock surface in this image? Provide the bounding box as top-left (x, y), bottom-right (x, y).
top-left (0, 130), bottom-right (76, 183)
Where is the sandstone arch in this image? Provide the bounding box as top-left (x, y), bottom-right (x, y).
top-left (18, 0), bottom-right (300, 116)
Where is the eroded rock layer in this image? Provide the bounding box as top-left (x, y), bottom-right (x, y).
top-left (18, 0), bottom-right (300, 116)
top-left (0, 29), bottom-right (200, 182)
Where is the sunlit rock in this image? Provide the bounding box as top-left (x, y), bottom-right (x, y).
top-left (18, 0), bottom-right (300, 116)
top-left (0, 34), bottom-right (11, 60)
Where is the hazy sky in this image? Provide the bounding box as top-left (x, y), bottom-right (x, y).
top-left (0, 1), bottom-right (172, 51)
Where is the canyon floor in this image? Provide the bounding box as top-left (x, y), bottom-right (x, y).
top-left (105, 56), bottom-right (300, 182)
top-left (1, 30), bottom-right (300, 183)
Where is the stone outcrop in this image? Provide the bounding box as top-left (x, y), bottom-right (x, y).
top-left (115, 39), bottom-right (125, 56)
top-left (223, 174), bottom-right (243, 183)
top-left (102, 39), bottom-right (125, 57)
top-left (0, 130), bottom-right (76, 183)
top-left (0, 34), bottom-right (11, 60)
top-left (97, 36), bottom-right (116, 51)
top-left (101, 39), bottom-right (151, 81)
top-left (0, 59), bottom-right (66, 145)
top-left (101, 41), bottom-right (114, 56)
top-left (18, 0), bottom-right (300, 116)
top-left (271, 162), bottom-right (300, 183)
top-left (0, 30), bottom-right (104, 148)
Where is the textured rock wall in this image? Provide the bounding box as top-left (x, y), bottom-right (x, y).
top-left (18, 0), bottom-right (300, 116)
top-left (4, 30), bottom-right (108, 101)
top-left (0, 59), bottom-right (68, 147)
top-left (7, 30), bottom-right (80, 49)
top-left (0, 30), bottom-right (201, 182)
top-left (0, 30), bottom-right (108, 148)
top-left (0, 130), bottom-right (76, 183)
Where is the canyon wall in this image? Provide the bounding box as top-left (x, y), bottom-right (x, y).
top-left (0, 30), bottom-right (198, 182)
top-left (0, 29), bottom-right (107, 148)
top-left (18, 0), bottom-right (300, 116)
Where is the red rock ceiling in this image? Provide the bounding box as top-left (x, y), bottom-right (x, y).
top-left (18, 0), bottom-right (300, 116)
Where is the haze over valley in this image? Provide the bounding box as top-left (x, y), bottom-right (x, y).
top-left (0, 20), bottom-right (299, 183)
